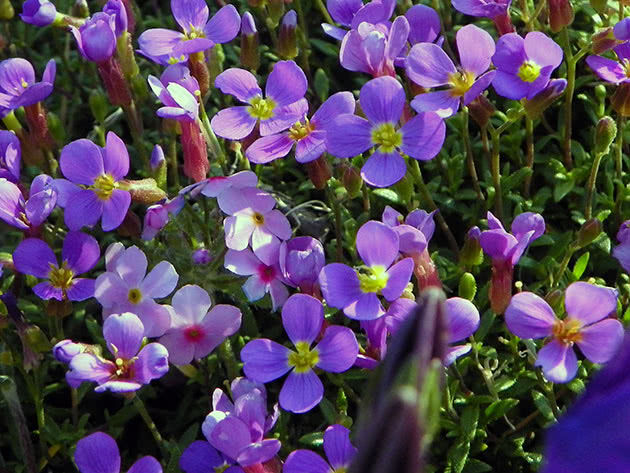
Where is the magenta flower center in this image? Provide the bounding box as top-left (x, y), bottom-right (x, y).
top-left (552, 318), bottom-right (583, 344)
top-left (288, 341), bottom-right (319, 373)
top-left (184, 325), bottom-right (205, 342)
top-left (258, 264), bottom-right (276, 283)
top-left (48, 262), bottom-right (74, 290)
top-left (91, 173), bottom-right (117, 200)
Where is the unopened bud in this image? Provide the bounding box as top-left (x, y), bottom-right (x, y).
top-left (458, 272), bottom-right (477, 301)
top-left (277, 10), bottom-right (298, 59)
top-left (545, 289), bottom-right (565, 313)
top-left (72, 0), bottom-right (89, 18)
top-left (119, 178), bottom-right (167, 204)
top-left (577, 218), bottom-right (603, 247)
top-left (150, 144), bottom-right (165, 171)
top-left (591, 27), bottom-right (617, 55)
top-left (612, 83), bottom-right (630, 117)
top-left (267, 0), bottom-right (285, 28)
top-left (467, 95), bottom-right (495, 128)
top-left (192, 248), bottom-right (213, 265)
top-left (52, 339), bottom-right (86, 363)
top-left (460, 227), bottom-right (483, 268)
top-left (0, 0), bottom-right (14, 20)
top-left (595, 84), bottom-right (607, 101)
top-left (341, 164), bottom-right (363, 197)
top-left (524, 79), bottom-right (567, 119)
top-left (89, 90), bottom-right (108, 123)
top-left (117, 209), bottom-right (142, 238)
top-left (240, 12), bottom-right (260, 71)
top-left (594, 116), bottom-right (617, 154)
top-left (24, 325), bottom-right (50, 353)
top-left (306, 155), bottom-right (332, 189)
top-left (548, 0), bottom-right (573, 32)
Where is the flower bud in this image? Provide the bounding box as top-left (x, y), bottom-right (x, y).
top-left (306, 155), bottom-right (332, 189)
top-left (192, 248), bottom-right (213, 265)
top-left (150, 144), bottom-right (165, 171)
top-left (142, 204), bottom-right (169, 241)
top-left (577, 218), bottom-right (603, 248)
top-left (71, 12), bottom-right (117, 63)
top-left (89, 90), bottom-right (108, 123)
top-left (277, 10), bottom-right (298, 59)
top-left (467, 95), bottom-right (495, 128)
top-left (590, 0), bottom-right (607, 12)
top-left (341, 164), bottom-right (363, 197)
top-left (103, 0), bottom-right (127, 35)
top-left (591, 27), bottom-right (617, 55)
top-left (595, 84), bottom-right (607, 102)
top-left (545, 289), bottom-right (565, 313)
top-left (52, 339), bottom-right (86, 363)
top-left (460, 226), bottom-right (483, 268)
top-left (279, 237), bottom-right (325, 293)
top-left (524, 79), bottom-right (567, 119)
top-left (267, 0), bottom-right (285, 28)
top-left (612, 83), bottom-right (630, 117)
top-left (0, 0), bottom-right (14, 20)
top-left (72, 0), bottom-right (89, 19)
top-left (20, 0), bottom-right (56, 26)
top-left (458, 272), bottom-right (477, 301)
top-left (240, 12), bottom-right (260, 71)
top-left (594, 116), bottom-right (617, 154)
top-left (119, 178), bottom-right (167, 204)
top-left (548, 0), bottom-right (573, 32)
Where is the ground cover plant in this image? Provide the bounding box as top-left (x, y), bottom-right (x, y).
top-left (2, 0), bottom-right (630, 471)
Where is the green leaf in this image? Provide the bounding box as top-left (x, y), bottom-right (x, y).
top-left (299, 432), bottom-right (324, 447)
top-left (553, 179), bottom-right (574, 202)
top-left (448, 440), bottom-right (471, 473)
top-left (531, 390), bottom-right (555, 421)
top-left (373, 188), bottom-right (400, 204)
top-left (463, 459), bottom-right (493, 473)
top-left (460, 405), bottom-right (479, 441)
top-left (501, 167), bottom-right (532, 192)
top-left (319, 398), bottom-right (337, 424)
top-left (484, 399), bottom-right (519, 424)
top-left (572, 252), bottom-right (590, 279)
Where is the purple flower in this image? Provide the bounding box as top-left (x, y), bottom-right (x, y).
top-left (326, 76), bottom-right (445, 187)
top-left (381, 205), bottom-right (435, 255)
top-left (340, 16), bottom-right (409, 77)
top-left (224, 249), bottom-right (289, 311)
top-left (211, 61), bottom-right (308, 140)
top-left (13, 231), bottom-right (99, 301)
top-left (586, 43), bottom-right (630, 85)
top-left (506, 282), bottom-right (624, 383)
top-left (180, 441), bottom-right (244, 473)
top-left (246, 91), bottom-right (356, 164)
top-left (55, 132), bottom-right (131, 232)
top-left (284, 424), bottom-right (357, 473)
top-left (71, 12), bottom-right (117, 62)
top-left (103, 0), bottom-right (128, 36)
top-left (159, 285), bottom-right (241, 365)
top-left (0, 175), bottom-right (57, 230)
top-left (150, 144), bottom-right (165, 170)
top-left (21, 0), bottom-right (58, 27)
top-left (95, 244), bottom-right (178, 337)
top-left (492, 31), bottom-right (563, 100)
top-left (184, 170), bottom-right (258, 199)
top-left (279, 237), bottom-right (325, 294)
top-left (406, 24), bottom-right (495, 118)
top-left (138, 0), bottom-right (240, 64)
top-left (0, 58), bottom-right (55, 111)
top-left (405, 4), bottom-right (441, 46)
top-left (452, 0), bottom-right (511, 18)
top-left (52, 339), bottom-right (87, 363)
top-left (322, 0), bottom-right (396, 40)
top-left (192, 249), bottom-right (212, 265)
top-left (319, 220), bottom-right (414, 320)
top-left (142, 196), bottom-right (185, 241)
top-left (444, 297), bottom-right (480, 366)
top-left (241, 294), bottom-right (359, 413)
top-left (0, 130), bottom-right (21, 182)
top-left (75, 432), bottom-right (162, 473)
top-left (218, 187), bottom-right (292, 265)
top-left (66, 312), bottom-right (169, 392)
top-left (148, 63), bottom-right (200, 122)
top-left (613, 220), bottom-right (630, 271)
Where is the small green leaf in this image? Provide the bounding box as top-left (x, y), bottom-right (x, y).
top-left (572, 252), bottom-right (590, 279)
top-left (531, 390), bottom-right (555, 421)
top-left (447, 440), bottom-right (471, 473)
top-left (460, 405), bottom-right (479, 440)
top-left (484, 399), bottom-right (519, 424)
top-left (298, 432), bottom-right (324, 447)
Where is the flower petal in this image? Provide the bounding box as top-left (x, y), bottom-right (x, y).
top-left (382, 257), bottom-right (414, 301)
top-left (282, 294), bottom-right (323, 345)
top-left (60, 139), bottom-right (103, 185)
top-left (265, 60), bottom-right (307, 107)
top-left (505, 292), bottom-right (556, 339)
top-left (318, 263), bottom-right (362, 309)
top-left (62, 231), bottom-right (100, 275)
top-left (359, 76), bottom-right (405, 124)
top-left (64, 189), bottom-right (103, 231)
top-left (246, 133), bottom-right (294, 164)
top-left (241, 339), bottom-right (291, 382)
top-left (204, 4), bottom-right (241, 44)
top-left (445, 297), bottom-right (480, 343)
top-left (172, 0), bottom-right (208, 31)
top-left (94, 272), bottom-right (128, 308)
top-left (103, 312), bottom-right (144, 359)
top-left (179, 441), bottom-right (224, 473)
top-left (101, 189), bottom-right (131, 231)
top-left (215, 68), bottom-right (261, 103)
top-left (325, 114), bottom-right (372, 158)
top-left (311, 91), bottom-right (356, 127)
top-left (211, 106), bottom-right (257, 140)
top-left (576, 319), bottom-right (624, 364)
top-left (405, 42), bottom-right (456, 87)
top-left (171, 284), bottom-right (211, 323)
top-left (66, 278), bottom-right (95, 301)
top-left (284, 450), bottom-right (331, 473)
top-left (343, 292), bottom-right (384, 320)
top-left (357, 220), bottom-right (399, 268)
top-left (209, 417), bottom-right (251, 461)
top-left (75, 432), bottom-right (121, 473)
top-left (225, 249), bottom-right (261, 276)
top-left (324, 424), bottom-right (357, 469)
top-left (279, 369), bottom-right (324, 413)
top-left (564, 282), bottom-right (618, 326)
top-left (103, 132), bottom-right (129, 180)
top-left (13, 238), bottom-right (56, 278)
top-left (361, 150), bottom-right (406, 188)
top-left (410, 91), bottom-right (460, 119)
top-left (33, 282), bottom-right (63, 301)
top-left (114, 245), bottom-right (148, 287)
top-left (141, 261), bottom-right (179, 299)
top-left (586, 55), bottom-right (627, 84)
top-left (400, 112), bottom-right (445, 161)
top-left (133, 342), bottom-right (170, 383)
top-left (535, 340), bottom-right (578, 384)
top-left (237, 439), bottom-right (282, 467)
top-left (457, 24), bottom-right (495, 77)
top-left (315, 326), bottom-right (358, 372)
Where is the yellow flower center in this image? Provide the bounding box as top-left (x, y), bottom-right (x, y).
top-left (358, 265), bottom-right (389, 293)
top-left (288, 119), bottom-right (314, 141)
top-left (48, 262), bottom-right (74, 290)
top-left (92, 174), bottom-right (116, 200)
top-left (288, 341), bottom-right (320, 373)
top-left (248, 97), bottom-right (276, 120)
top-left (517, 61), bottom-right (541, 83)
top-left (252, 212), bottom-right (265, 225)
top-left (168, 55), bottom-right (187, 65)
top-left (448, 70), bottom-right (476, 97)
top-left (552, 318), bottom-right (583, 344)
top-left (371, 123), bottom-right (402, 153)
top-left (21, 78), bottom-right (28, 88)
top-left (185, 25), bottom-right (206, 41)
top-left (127, 288), bottom-right (142, 304)
top-left (623, 59), bottom-right (630, 78)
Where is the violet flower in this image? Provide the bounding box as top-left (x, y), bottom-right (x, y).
top-left (224, 249), bottom-right (289, 311)
top-left (94, 244), bottom-right (179, 337)
top-left (613, 219), bottom-right (630, 271)
top-left (55, 132), bottom-right (131, 232)
top-left (279, 236), bottom-right (325, 295)
top-left (586, 42), bottom-right (630, 85)
top-left (246, 91), bottom-right (356, 164)
top-left (406, 24), bottom-right (495, 118)
top-left (480, 211), bottom-right (545, 314)
top-left (451, 0), bottom-right (514, 35)
top-left (0, 175), bottom-right (57, 231)
top-left (443, 297), bottom-right (480, 366)
top-left (319, 220), bottom-right (414, 320)
top-left (103, 0), bottom-right (128, 36)
top-left (492, 31), bottom-right (563, 100)
top-left (75, 432), bottom-right (162, 473)
top-left (138, 0), bottom-right (240, 64)
top-left (142, 195), bottom-right (185, 241)
top-left (0, 58), bottom-right (55, 112)
top-left (218, 187), bottom-right (292, 265)
top-left (192, 249), bottom-right (212, 265)
top-left (71, 12), bottom-right (117, 62)
top-left (180, 441), bottom-right (244, 473)
top-left (241, 294), bottom-right (359, 413)
top-left (211, 60), bottom-right (308, 140)
top-left (284, 425), bottom-right (357, 473)
top-left (0, 130), bottom-right (20, 182)
top-left (322, 0), bottom-right (396, 41)
top-left (159, 285), bottom-right (241, 365)
top-left (184, 170), bottom-right (258, 199)
top-left (13, 231), bottom-right (99, 301)
top-left (21, 0), bottom-right (58, 27)
top-left (326, 76), bottom-right (445, 187)
top-left (506, 282), bottom-right (623, 383)
top-left (66, 312), bottom-right (169, 392)
top-left (52, 339), bottom-right (88, 363)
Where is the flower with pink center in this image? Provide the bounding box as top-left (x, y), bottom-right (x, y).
top-left (224, 249), bottom-right (290, 311)
top-left (159, 285), bottom-right (241, 365)
top-left (218, 187), bottom-right (292, 265)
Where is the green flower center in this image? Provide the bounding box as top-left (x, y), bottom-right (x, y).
top-left (288, 119), bottom-right (314, 141)
top-left (358, 265), bottom-right (389, 293)
top-left (127, 288), bottom-right (142, 304)
top-left (48, 262), bottom-right (74, 290)
top-left (552, 318), bottom-right (583, 344)
top-left (168, 55), bottom-right (187, 65)
top-left (448, 70), bottom-right (476, 97)
top-left (371, 123), bottom-right (402, 153)
top-left (92, 174), bottom-right (116, 201)
top-left (288, 341), bottom-right (320, 373)
top-left (517, 61), bottom-right (541, 83)
top-left (249, 97), bottom-right (276, 120)
top-left (184, 25), bottom-right (206, 41)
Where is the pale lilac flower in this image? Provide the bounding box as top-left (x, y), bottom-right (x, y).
top-left (148, 63), bottom-right (200, 123)
top-left (55, 132), bottom-right (131, 232)
top-left (211, 61), bottom-right (308, 140)
top-left (326, 76), bottom-right (445, 187)
top-left (71, 13), bottom-right (117, 63)
top-left (142, 195), bottom-right (185, 241)
top-left (322, 0), bottom-right (396, 40)
top-left (506, 282), bottom-right (623, 383)
top-left (218, 187), bottom-right (292, 265)
top-left (66, 312), bottom-right (169, 392)
top-left (284, 425), bottom-right (357, 473)
top-left (94, 245), bottom-right (179, 337)
top-left (241, 294), bottom-right (359, 413)
top-left (183, 170), bottom-right (258, 199)
top-left (224, 249), bottom-right (289, 311)
top-left (75, 432), bottom-right (162, 473)
top-left (52, 339), bottom-right (88, 363)
top-left (587, 43), bottom-right (630, 85)
top-left (21, 0), bottom-right (58, 27)
top-left (0, 175), bottom-right (57, 231)
top-left (319, 220), bottom-right (414, 320)
top-left (13, 231), bottom-right (99, 301)
top-left (159, 285), bottom-right (241, 365)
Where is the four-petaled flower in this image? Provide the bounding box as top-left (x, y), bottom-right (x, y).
top-left (75, 432), bottom-right (162, 473)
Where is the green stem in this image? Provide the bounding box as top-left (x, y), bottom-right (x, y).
top-left (524, 117), bottom-right (535, 197)
top-left (326, 184), bottom-right (344, 262)
top-left (201, 198), bottom-right (211, 248)
top-left (551, 244), bottom-right (576, 287)
top-left (218, 339), bottom-right (239, 380)
top-left (132, 395), bottom-right (167, 455)
top-left (314, 0), bottom-right (334, 24)
top-left (488, 125), bottom-right (504, 222)
top-left (536, 370), bottom-right (560, 418)
top-left (462, 107), bottom-right (484, 201)
top-left (325, 372), bottom-right (361, 404)
top-left (199, 105), bottom-right (227, 173)
top-left (617, 114), bottom-right (624, 179)
top-left (585, 151), bottom-right (606, 219)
